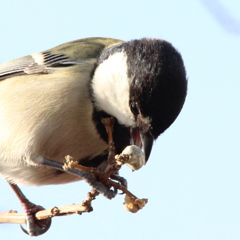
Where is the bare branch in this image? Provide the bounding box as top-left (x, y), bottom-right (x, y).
top-left (0, 189), bottom-right (99, 224)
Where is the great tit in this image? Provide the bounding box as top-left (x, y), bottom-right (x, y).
top-left (0, 37), bottom-right (187, 235)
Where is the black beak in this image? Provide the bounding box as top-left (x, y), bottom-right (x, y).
top-left (141, 131), bottom-right (154, 162)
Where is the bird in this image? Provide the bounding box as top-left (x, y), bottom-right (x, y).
top-left (0, 37), bottom-right (187, 235)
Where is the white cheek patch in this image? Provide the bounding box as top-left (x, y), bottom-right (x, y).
top-left (92, 51), bottom-right (135, 127)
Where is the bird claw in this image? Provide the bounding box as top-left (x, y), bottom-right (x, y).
top-left (102, 187), bottom-right (118, 199)
top-left (20, 218), bottom-right (51, 236)
top-left (21, 205), bottom-right (51, 236)
top-left (110, 174), bottom-right (128, 189)
top-left (87, 178), bottom-right (118, 199)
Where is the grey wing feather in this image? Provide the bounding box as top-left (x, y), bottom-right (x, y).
top-left (0, 52), bottom-right (78, 81)
top-left (0, 37), bottom-right (124, 81)
top-left (0, 55), bottom-right (35, 80)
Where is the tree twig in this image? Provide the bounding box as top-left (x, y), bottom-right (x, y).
top-left (0, 189), bottom-right (99, 224)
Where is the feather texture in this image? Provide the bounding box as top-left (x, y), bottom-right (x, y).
top-left (0, 38), bottom-right (124, 185)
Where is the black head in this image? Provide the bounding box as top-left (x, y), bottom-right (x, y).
top-left (124, 38), bottom-right (187, 139)
top-left (93, 38), bottom-right (187, 162)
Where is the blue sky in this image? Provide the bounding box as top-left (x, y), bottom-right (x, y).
top-left (0, 0), bottom-right (239, 239)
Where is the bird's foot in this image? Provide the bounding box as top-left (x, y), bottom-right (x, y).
top-left (87, 178), bottom-right (118, 199)
top-left (110, 173), bottom-right (128, 189)
top-left (41, 157), bottom-right (118, 200)
top-left (20, 201), bottom-right (51, 236)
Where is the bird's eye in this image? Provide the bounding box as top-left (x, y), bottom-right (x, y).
top-left (130, 102), bottom-right (139, 115)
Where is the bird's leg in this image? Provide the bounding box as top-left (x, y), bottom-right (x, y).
top-left (8, 182), bottom-right (51, 236)
top-left (39, 158), bottom-right (117, 199)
